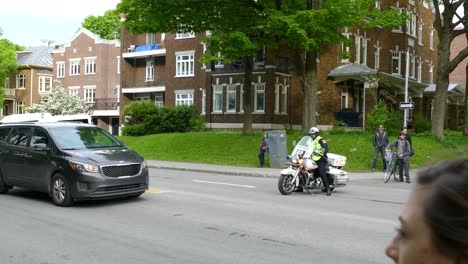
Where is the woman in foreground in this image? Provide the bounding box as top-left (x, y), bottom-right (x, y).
top-left (385, 156), bottom-right (468, 264)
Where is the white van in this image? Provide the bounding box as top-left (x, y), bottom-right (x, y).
top-left (0, 113), bottom-right (92, 124)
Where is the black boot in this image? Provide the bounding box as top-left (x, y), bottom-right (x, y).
top-left (326, 188), bottom-right (331, 196)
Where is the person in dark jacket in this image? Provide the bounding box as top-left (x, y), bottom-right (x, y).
top-left (401, 126), bottom-right (414, 157)
top-left (258, 132), bottom-right (269, 168)
top-left (386, 132), bottom-right (412, 183)
top-left (372, 124), bottom-right (389, 171)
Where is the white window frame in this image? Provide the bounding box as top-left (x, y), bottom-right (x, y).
top-left (201, 89), bottom-right (206, 115)
top-left (280, 85), bottom-right (288, 114)
top-left (226, 85), bottom-right (237, 113)
top-left (254, 83), bottom-right (266, 113)
top-left (68, 86), bottom-right (80, 97)
top-left (69, 59), bottom-right (81, 76)
top-left (117, 56), bottom-right (121, 74)
top-left (239, 85), bottom-right (244, 113)
top-left (84, 57), bottom-right (96, 75)
top-left (429, 27), bottom-right (434, 50)
top-left (374, 42), bottom-right (380, 70)
top-left (418, 21), bottom-right (423, 45)
top-left (375, 0), bottom-right (381, 10)
top-left (392, 4), bottom-right (403, 32)
top-left (56, 62), bottom-right (65, 78)
top-left (429, 62), bottom-right (434, 84)
top-left (274, 84), bottom-right (280, 114)
top-left (213, 85), bottom-right (223, 113)
top-left (410, 53), bottom-right (416, 79)
top-left (361, 35), bottom-right (368, 65)
top-left (134, 95), bottom-right (150, 101)
top-left (391, 49), bottom-right (401, 75)
top-left (341, 28), bottom-right (351, 63)
top-left (4, 77), bottom-right (9, 89)
top-left (417, 58), bottom-right (422, 83)
top-left (146, 33), bottom-right (156, 44)
top-left (38, 76), bottom-right (52, 93)
top-left (406, 11), bottom-right (417, 37)
top-left (176, 32), bottom-right (195, 39)
top-left (16, 101), bottom-right (25, 114)
top-left (84, 86), bottom-right (96, 103)
top-left (154, 95), bottom-right (163, 107)
top-left (175, 90), bottom-right (194, 106)
top-left (354, 34), bottom-right (361, 64)
top-left (341, 88), bottom-right (349, 109)
top-left (16, 74), bottom-right (25, 88)
top-left (146, 60), bottom-right (155, 81)
top-left (175, 51), bottom-right (195, 77)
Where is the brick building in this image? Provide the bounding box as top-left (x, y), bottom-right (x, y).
top-left (119, 1), bottom-right (463, 132)
top-left (51, 28), bottom-right (121, 134)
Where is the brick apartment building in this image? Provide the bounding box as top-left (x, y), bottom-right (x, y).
top-left (2, 45), bottom-right (53, 117)
top-left (51, 28), bottom-right (121, 134)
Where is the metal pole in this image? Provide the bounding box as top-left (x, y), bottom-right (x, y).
top-left (404, 48), bottom-right (410, 128)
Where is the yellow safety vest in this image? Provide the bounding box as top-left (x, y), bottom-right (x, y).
top-left (307, 136), bottom-right (324, 161)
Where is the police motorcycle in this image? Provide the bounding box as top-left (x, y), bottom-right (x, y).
top-left (278, 136), bottom-right (349, 195)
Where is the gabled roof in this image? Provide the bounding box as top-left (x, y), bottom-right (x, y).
top-left (63, 28), bottom-right (120, 48)
top-left (16, 46), bottom-right (53, 67)
top-left (424, 83), bottom-right (465, 96)
top-left (328, 63), bottom-right (377, 77)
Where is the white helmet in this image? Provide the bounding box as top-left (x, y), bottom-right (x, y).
top-left (308, 127), bottom-right (319, 135)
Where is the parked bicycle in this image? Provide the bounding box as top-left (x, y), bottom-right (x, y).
top-left (384, 152), bottom-right (398, 183)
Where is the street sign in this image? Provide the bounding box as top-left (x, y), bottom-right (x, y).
top-left (399, 102), bottom-right (414, 109)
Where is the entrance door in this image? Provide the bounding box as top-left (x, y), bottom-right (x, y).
top-left (111, 118), bottom-right (119, 135)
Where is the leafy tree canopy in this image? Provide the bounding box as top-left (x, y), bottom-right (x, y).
top-left (82, 9), bottom-right (121, 40)
top-left (27, 82), bottom-right (91, 115)
top-left (0, 37), bottom-right (18, 108)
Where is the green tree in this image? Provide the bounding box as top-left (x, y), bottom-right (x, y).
top-left (0, 36), bottom-right (18, 109)
top-left (118, 0), bottom-right (272, 134)
top-left (26, 83), bottom-right (91, 115)
top-left (426, 0), bottom-right (468, 140)
top-left (265, 0), bottom-right (404, 133)
top-left (82, 9), bottom-right (121, 40)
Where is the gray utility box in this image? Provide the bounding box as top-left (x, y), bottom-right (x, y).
top-left (267, 130), bottom-right (288, 168)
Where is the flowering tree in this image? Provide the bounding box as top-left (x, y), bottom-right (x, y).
top-left (27, 83), bottom-right (91, 115)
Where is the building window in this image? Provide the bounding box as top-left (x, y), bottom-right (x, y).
top-left (375, 0), bottom-right (381, 10)
top-left (274, 84), bottom-right (280, 113)
top-left (85, 58), bottom-right (96, 74)
top-left (175, 91), bottom-right (194, 106)
top-left (361, 35), bottom-right (368, 65)
top-left (84, 86), bottom-right (96, 103)
top-left (134, 95), bottom-right (150, 101)
top-left (391, 50), bottom-right (401, 75)
top-left (418, 22), bottom-right (423, 45)
top-left (254, 47), bottom-right (265, 69)
top-left (429, 28), bottom-right (434, 50)
top-left (392, 3), bottom-right (402, 32)
top-left (146, 33), bottom-right (156, 44)
top-left (154, 95), bottom-right (163, 107)
top-left (56, 62), bottom-right (65, 78)
top-left (4, 77), bottom-right (9, 89)
top-left (146, 60), bottom-right (154, 81)
top-left (407, 11), bottom-right (416, 37)
top-left (281, 85), bottom-right (288, 114)
top-left (176, 32), bottom-right (195, 39)
top-left (214, 52), bottom-right (224, 69)
top-left (429, 62), bottom-right (434, 84)
top-left (213, 85), bottom-right (223, 112)
top-left (16, 101), bottom-right (25, 114)
top-left (175, 51), bottom-right (195, 77)
top-left (201, 89), bottom-right (206, 115)
top-left (410, 54), bottom-right (416, 79)
top-left (254, 83), bottom-right (265, 112)
top-left (38, 76), bottom-right (52, 93)
top-left (417, 59), bottom-right (422, 83)
top-left (374, 42), bottom-right (380, 70)
top-left (117, 56), bottom-right (121, 74)
top-left (226, 85), bottom-right (236, 112)
top-left (341, 28), bottom-right (351, 62)
top-left (68, 87), bottom-right (80, 97)
top-left (354, 34), bottom-right (361, 64)
top-left (239, 86), bottom-right (244, 113)
top-left (69, 59), bottom-right (80, 76)
top-left (16, 74), bottom-right (25, 88)
top-left (341, 88), bottom-right (348, 109)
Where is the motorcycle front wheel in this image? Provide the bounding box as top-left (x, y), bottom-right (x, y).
top-left (278, 174), bottom-right (296, 195)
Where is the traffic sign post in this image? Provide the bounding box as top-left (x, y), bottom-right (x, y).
top-left (400, 102), bottom-right (414, 110)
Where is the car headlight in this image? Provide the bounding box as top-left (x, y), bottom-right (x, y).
top-left (141, 160), bottom-right (148, 169)
top-left (69, 161), bottom-right (98, 173)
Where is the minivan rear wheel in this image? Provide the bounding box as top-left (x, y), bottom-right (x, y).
top-left (0, 171), bottom-right (10, 194)
top-left (51, 173), bottom-right (73, 207)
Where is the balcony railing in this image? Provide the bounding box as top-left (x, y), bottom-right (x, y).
top-left (4, 88), bottom-right (15, 97)
top-left (122, 44), bottom-right (166, 59)
top-left (91, 98), bottom-right (120, 111)
top-left (122, 79), bottom-right (165, 89)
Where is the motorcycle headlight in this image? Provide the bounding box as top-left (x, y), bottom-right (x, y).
top-left (69, 161), bottom-right (98, 173)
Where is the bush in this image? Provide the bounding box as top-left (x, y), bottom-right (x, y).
top-left (122, 103), bottom-right (205, 136)
top-left (366, 100), bottom-right (402, 134)
top-left (413, 113), bottom-right (431, 134)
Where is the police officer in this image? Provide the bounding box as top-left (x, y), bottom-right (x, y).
top-left (306, 127), bottom-right (331, 196)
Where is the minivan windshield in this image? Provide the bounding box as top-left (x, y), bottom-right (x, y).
top-left (49, 126), bottom-right (123, 150)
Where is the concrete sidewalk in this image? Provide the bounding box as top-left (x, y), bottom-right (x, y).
top-left (145, 160), bottom-right (397, 180)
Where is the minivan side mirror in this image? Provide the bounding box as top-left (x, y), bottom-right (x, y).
top-left (33, 143), bottom-right (49, 151)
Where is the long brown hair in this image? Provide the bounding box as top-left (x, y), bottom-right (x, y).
top-left (417, 156), bottom-right (468, 260)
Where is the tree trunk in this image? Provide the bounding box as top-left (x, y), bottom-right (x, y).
top-left (242, 56), bottom-right (254, 134)
top-left (464, 62), bottom-right (468, 136)
top-left (302, 50), bottom-right (318, 134)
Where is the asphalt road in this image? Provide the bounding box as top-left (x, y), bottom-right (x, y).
top-left (0, 168), bottom-right (412, 264)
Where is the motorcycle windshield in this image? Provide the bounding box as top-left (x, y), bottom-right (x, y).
top-left (291, 136), bottom-right (313, 159)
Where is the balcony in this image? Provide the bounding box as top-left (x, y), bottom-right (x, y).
top-left (92, 98), bottom-right (119, 111)
top-left (122, 44), bottom-right (166, 59)
top-left (4, 88), bottom-right (15, 97)
top-left (122, 79), bottom-right (166, 94)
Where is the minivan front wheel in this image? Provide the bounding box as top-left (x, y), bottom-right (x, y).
top-left (51, 174), bottom-right (73, 207)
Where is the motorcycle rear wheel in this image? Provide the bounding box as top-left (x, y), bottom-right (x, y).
top-left (278, 174), bottom-right (296, 195)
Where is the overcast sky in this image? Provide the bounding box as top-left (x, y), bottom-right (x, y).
top-left (0, 0), bottom-right (121, 47)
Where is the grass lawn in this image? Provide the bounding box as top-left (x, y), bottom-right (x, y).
top-left (117, 130), bottom-right (468, 171)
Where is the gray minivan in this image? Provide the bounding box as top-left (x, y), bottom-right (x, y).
top-left (0, 122), bottom-right (149, 206)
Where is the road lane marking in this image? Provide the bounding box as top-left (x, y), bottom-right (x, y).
top-left (146, 188), bottom-right (170, 194)
top-left (193, 180), bottom-right (256, 189)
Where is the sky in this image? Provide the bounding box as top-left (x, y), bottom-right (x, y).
top-left (0, 0), bottom-right (121, 47)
